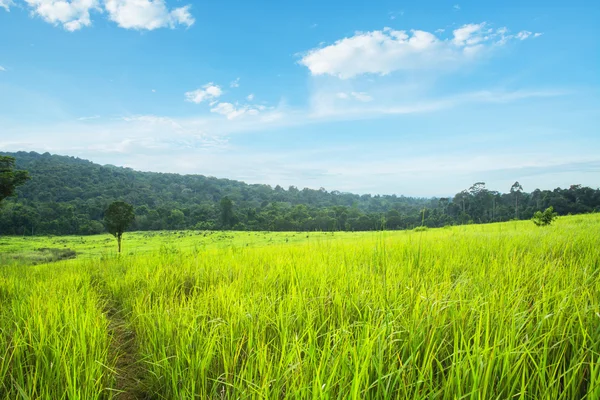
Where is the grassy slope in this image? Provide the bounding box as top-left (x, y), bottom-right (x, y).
top-left (1, 214), bottom-right (599, 399)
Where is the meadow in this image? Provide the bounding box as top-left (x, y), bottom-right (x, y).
top-left (1, 215), bottom-right (599, 399)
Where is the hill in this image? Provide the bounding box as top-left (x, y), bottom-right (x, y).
top-left (1, 151), bottom-right (599, 235)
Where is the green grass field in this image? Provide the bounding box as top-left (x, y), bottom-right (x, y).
top-left (1, 215), bottom-right (599, 399)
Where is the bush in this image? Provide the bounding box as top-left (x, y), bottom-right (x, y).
top-left (532, 206), bottom-right (558, 226)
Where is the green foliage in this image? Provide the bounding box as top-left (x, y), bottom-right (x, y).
top-left (1, 215), bottom-right (600, 398)
top-left (0, 155), bottom-right (30, 204)
top-left (1, 152), bottom-right (600, 235)
top-left (0, 247), bottom-right (76, 266)
top-left (219, 196), bottom-right (234, 228)
top-left (104, 201), bottom-right (135, 252)
top-left (532, 206), bottom-right (558, 226)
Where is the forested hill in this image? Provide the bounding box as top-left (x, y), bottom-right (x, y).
top-left (1, 151), bottom-right (599, 235)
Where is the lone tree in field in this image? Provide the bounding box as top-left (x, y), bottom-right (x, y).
top-left (0, 156), bottom-right (30, 205)
top-left (104, 201), bottom-right (135, 253)
top-left (532, 206), bottom-right (558, 226)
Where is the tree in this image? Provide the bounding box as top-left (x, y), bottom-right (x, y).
top-left (104, 201), bottom-right (135, 253)
top-left (3, 151), bottom-right (600, 235)
top-left (0, 156), bottom-right (30, 205)
top-left (532, 206), bottom-right (558, 226)
top-left (220, 196), bottom-right (234, 229)
top-left (468, 182), bottom-right (492, 222)
top-left (510, 181), bottom-right (524, 219)
top-left (168, 209), bottom-right (185, 229)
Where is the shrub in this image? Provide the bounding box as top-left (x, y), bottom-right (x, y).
top-left (532, 206), bottom-right (558, 226)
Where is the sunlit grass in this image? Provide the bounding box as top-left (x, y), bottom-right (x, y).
top-left (1, 214), bottom-right (599, 398)
top-left (0, 264), bottom-right (112, 399)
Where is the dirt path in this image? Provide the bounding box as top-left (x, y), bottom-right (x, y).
top-left (90, 271), bottom-right (150, 399)
top-left (105, 302), bottom-right (149, 400)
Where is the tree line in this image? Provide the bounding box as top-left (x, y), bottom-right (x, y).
top-left (1, 151), bottom-right (599, 235)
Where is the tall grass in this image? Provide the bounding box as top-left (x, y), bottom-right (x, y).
top-left (1, 214), bottom-right (599, 398)
top-left (0, 264), bottom-right (113, 399)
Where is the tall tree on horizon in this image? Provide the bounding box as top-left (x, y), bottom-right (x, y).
top-left (511, 181), bottom-right (524, 219)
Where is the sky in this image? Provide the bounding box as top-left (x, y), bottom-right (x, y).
top-left (0, 0), bottom-right (598, 197)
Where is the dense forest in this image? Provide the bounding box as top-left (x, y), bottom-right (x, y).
top-left (1, 151), bottom-right (599, 235)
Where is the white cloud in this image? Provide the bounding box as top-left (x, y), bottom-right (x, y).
top-left (516, 30), bottom-right (532, 40)
top-left (20, 0), bottom-right (194, 30)
top-left (23, 0), bottom-right (100, 31)
top-left (0, 66), bottom-right (5, 72)
top-left (185, 83), bottom-right (223, 103)
top-left (452, 23), bottom-right (486, 46)
top-left (185, 84), bottom-right (267, 120)
top-left (210, 102), bottom-right (261, 120)
top-left (300, 23), bottom-right (537, 79)
top-left (515, 31), bottom-right (543, 40)
top-left (104, 0), bottom-right (194, 30)
top-left (453, 4), bottom-right (460, 10)
top-left (0, 0), bottom-right (14, 11)
top-left (168, 4), bottom-right (194, 26)
top-left (230, 77), bottom-right (240, 88)
top-left (336, 91), bottom-right (373, 102)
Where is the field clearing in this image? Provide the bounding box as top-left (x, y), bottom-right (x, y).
top-left (1, 214), bottom-right (600, 399)
top-left (0, 230), bottom-right (357, 264)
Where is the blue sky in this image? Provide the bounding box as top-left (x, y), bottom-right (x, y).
top-left (0, 0), bottom-right (598, 196)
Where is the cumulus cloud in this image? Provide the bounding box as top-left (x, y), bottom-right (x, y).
top-left (0, 66), bottom-right (6, 72)
top-left (452, 23), bottom-right (486, 46)
top-left (23, 0), bottom-right (100, 31)
top-left (230, 78), bottom-right (240, 88)
top-left (299, 23), bottom-right (538, 79)
top-left (20, 0), bottom-right (194, 30)
top-left (0, 0), bottom-right (14, 11)
top-left (184, 82), bottom-right (268, 120)
top-left (185, 83), bottom-right (223, 104)
top-left (104, 0), bottom-right (194, 30)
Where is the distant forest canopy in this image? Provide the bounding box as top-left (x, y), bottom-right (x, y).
top-left (1, 151), bottom-right (599, 235)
